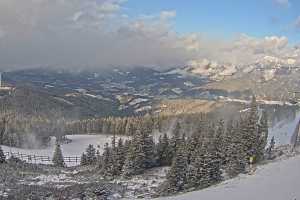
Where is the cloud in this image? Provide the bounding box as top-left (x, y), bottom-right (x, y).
top-left (186, 34), bottom-right (300, 66)
top-left (160, 10), bottom-right (177, 20)
top-left (0, 0), bottom-right (192, 71)
top-left (0, 0), bottom-right (298, 72)
top-left (295, 16), bottom-right (300, 29)
top-left (274, 0), bottom-right (290, 7)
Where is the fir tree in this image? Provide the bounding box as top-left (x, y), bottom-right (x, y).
top-left (85, 144), bottom-right (97, 165)
top-left (186, 147), bottom-right (206, 188)
top-left (52, 143), bottom-right (65, 167)
top-left (96, 149), bottom-right (101, 162)
top-left (101, 142), bottom-right (114, 177)
top-left (122, 130), bottom-right (146, 177)
top-left (241, 95), bottom-right (260, 162)
top-left (226, 122), bottom-right (247, 178)
top-left (214, 119), bottom-right (225, 165)
top-left (186, 126), bottom-right (203, 164)
top-left (266, 136), bottom-right (275, 160)
top-left (80, 153), bottom-right (88, 166)
top-left (187, 140), bottom-right (222, 189)
top-left (257, 111), bottom-right (269, 161)
top-left (157, 133), bottom-right (172, 166)
top-left (0, 146), bottom-right (6, 164)
top-left (170, 122), bottom-right (181, 159)
top-left (163, 138), bottom-right (188, 193)
top-left (115, 138), bottom-right (126, 174)
top-left (143, 132), bottom-right (156, 168)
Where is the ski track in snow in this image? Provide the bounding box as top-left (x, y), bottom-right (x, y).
top-left (156, 154), bottom-right (300, 200)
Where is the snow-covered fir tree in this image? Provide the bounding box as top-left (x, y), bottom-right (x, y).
top-left (240, 96), bottom-right (261, 163)
top-left (156, 133), bottom-right (172, 166)
top-left (85, 144), bottom-right (97, 165)
top-left (266, 136), bottom-right (275, 160)
top-left (257, 111), bottom-right (269, 161)
top-left (52, 143), bottom-right (65, 167)
top-left (226, 121), bottom-right (247, 178)
top-left (115, 138), bottom-right (126, 174)
top-left (163, 136), bottom-right (188, 193)
top-left (186, 127), bottom-right (202, 164)
top-left (101, 142), bottom-right (114, 177)
top-left (80, 153), bottom-right (88, 166)
top-left (170, 122), bottom-right (182, 159)
top-left (122, 130), bottom-right (146, 177)
top-left (187, 140), bottom-right (222, 189)
top-left (143, 131), bottom-right (156, 168)
top-left (214, 119), bottom-right (225, 165)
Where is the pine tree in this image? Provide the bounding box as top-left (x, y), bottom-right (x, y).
top-left (170, 122), bottom-right (181, 159)
top-left (52, 143), bottom-right (65, 167)
top-left (226, 122), bottom-right (247, 178)
top-left (0, 146), bottom-right (6, 164)
top-left (96, 149), bottom-right (101, 162)
top-left (266, 136), bottom-right (275, 160)
top-left (143, 132), bottom-right (156, 168)
top-left (80, 153), bottom-right (88, 166)
top-left (86, 144), bottom-right (97, 165)
top-left (122, 130), bottom-right (146, 177)
top-left (257, 111), bottom-right (269, 161)
top-left (163, 138), bottom-right (188, 193)
top-left (115, 138), bottom-right (126, 174)
top-left (186, 147), bottom-right (206, 188)
top-left (157, 133), bottom-right (172, 166)
top-left (101, 142), bottom-right (114, 177)
top-left (214, 119), bottom-right (225, 165)
top-left (187, 140), bottom-right (222, 189)
top-left (187, 129), bottom-right (202, 164)
top-left (223, 120), bottom-right (234, 165)
top-left (241, 95), bottom-right (260, 162)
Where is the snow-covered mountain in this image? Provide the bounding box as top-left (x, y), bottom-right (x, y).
top-left (171, 56), bottom-right (299, 82)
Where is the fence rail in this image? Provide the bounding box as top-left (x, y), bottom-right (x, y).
top-left (4, 151), bottom-right (80, 165)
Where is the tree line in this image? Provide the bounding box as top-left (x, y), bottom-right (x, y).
top-left (65, 96), bottom-right (273, 194)
top-left (0, 96), bottom-right (276, 195)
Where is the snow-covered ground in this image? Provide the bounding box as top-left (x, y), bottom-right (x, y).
top-left (157, 154), bottom-right (300, 200)
top-left (269, 110), bottom-right (300, 145)
top-left (1, 134), bottom-right (128, 166)
top-left (220, 96), bottom-right (296, 106)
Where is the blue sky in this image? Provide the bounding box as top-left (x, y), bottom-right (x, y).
top-left (124, 0), bottom-right (300, 43)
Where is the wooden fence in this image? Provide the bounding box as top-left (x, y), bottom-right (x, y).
top-left (4, 151), bottom-right (80, 166)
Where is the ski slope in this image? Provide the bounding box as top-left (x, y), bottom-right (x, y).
top-left (158, 155), bottom-right (300, 200)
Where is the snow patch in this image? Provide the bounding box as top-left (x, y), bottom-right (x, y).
top-left (129, 98), bottom-right (149, 106)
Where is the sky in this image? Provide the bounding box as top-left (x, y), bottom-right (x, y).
top-left (124, 0), bottom-right (300, 43)
top-left (0, 0), bottom-right (299, 71)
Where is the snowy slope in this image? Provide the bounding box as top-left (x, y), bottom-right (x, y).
top-left (157, 155), bottom-right (300, 200)
top-left (269, 110), bottom-right (300, 145)
top-left (1, 134), bottom-right (128, 166)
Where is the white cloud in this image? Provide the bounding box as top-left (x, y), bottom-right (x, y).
top-left (187, 34), bottom-right (300, 66)
top-left (160, 10), bottom-right (177, 20)
top-left (0, 0), bottom-right (298, 72)
top-left (295, 16), bottom-right (300, 29)
top-left (274, 0), bottom-right (290, 7)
